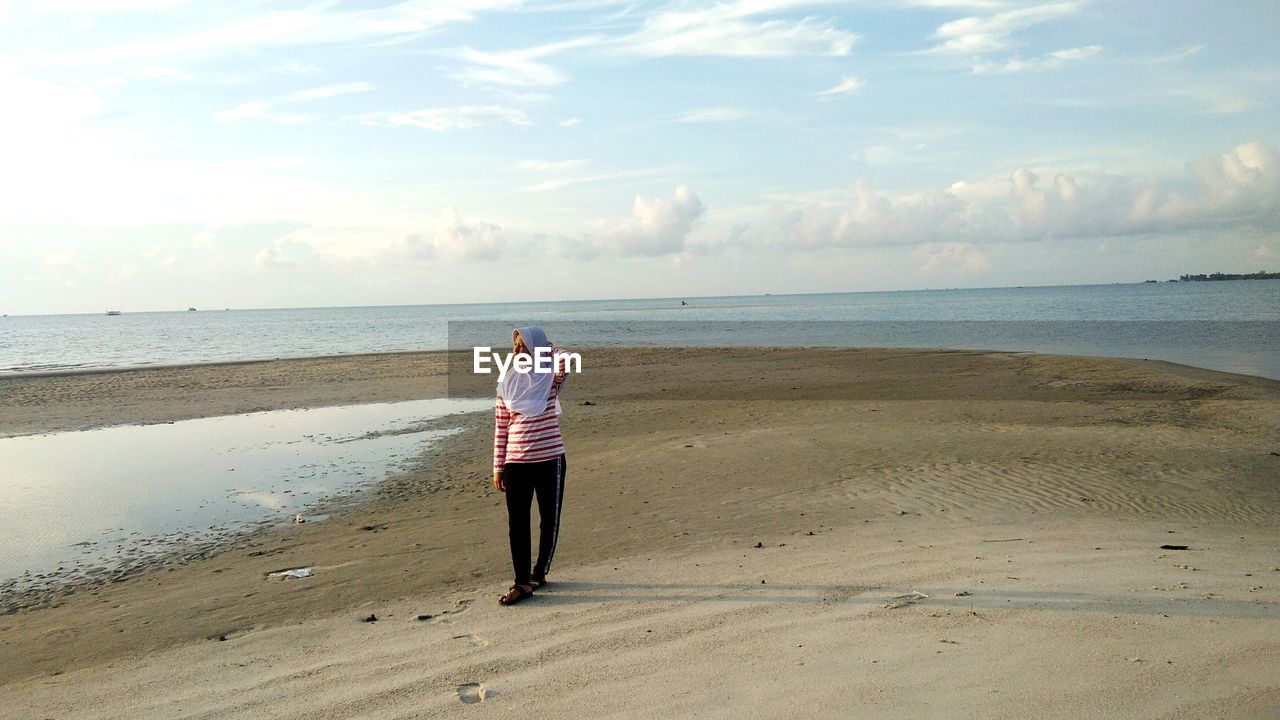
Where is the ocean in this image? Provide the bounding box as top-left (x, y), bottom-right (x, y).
top-left (3, 281), bottom-right (1278, 379)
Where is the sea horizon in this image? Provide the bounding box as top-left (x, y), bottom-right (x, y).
top-left (6, 277), bottom-right (1277, 318)
top-left (3, 280), bottom-right (1279, 380)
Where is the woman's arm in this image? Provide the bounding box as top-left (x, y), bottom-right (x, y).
top-left (549, 345), bottom-right (569, 398)
top-left (493, 393), bottom-right (511, 491)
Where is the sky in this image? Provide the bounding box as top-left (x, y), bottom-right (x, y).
top-left (1, 0), bottom-right (1279, 314)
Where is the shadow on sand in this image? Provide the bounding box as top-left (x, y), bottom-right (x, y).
top-left (528, 580), bottom-right (1280, 620)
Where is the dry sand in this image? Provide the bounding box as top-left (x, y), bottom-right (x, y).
top-left (1, 348), bottom-right (1278, 718)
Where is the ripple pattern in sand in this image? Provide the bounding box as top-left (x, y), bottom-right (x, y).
top-left (829, 460), bottom-right (1276, 524)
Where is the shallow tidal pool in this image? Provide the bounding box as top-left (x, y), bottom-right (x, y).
top-left (0, 398), bottom-right (489, 583)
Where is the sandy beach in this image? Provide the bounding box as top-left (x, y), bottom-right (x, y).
top-left (1, 348), bottom-right (1278, 719)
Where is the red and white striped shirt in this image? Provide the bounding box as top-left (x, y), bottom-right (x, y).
top-left (493, 346), bottom-right (569, 471)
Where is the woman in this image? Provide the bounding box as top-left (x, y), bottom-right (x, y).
top-left (493, 326), bottom-right (569, 606)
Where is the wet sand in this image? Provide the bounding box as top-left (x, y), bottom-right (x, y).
top-left (1, 348), bottom-right (1278, 718)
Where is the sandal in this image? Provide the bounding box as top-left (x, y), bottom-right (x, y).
top-left (498, 584), bottom-right (534, 606)
top-left (531, 576), bottom-right (548, 590)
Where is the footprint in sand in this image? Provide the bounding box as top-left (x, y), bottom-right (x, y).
top-left (421, 598), bottom-right (475, 625)
top-left (457, 682), bottom-right (487, 704)
top-left (452, 633), bottom-right (490, 648)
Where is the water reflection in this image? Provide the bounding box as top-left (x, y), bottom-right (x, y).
top-left (0, 398), bottom-right (488, 581)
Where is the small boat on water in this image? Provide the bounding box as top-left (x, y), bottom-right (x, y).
top-left (105, 309), bottom-right (122, 316)
top-left (187, 307), bottom-right (197, 312)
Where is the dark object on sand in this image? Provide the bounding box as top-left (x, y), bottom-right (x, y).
top-left (581, 400), bottom-right (595, 406)
top-left (1160, 544), bottom-right (1189, 550)
top-left (753, 542), bottom-right (763, 548)
top-left (416, 614), bottom-right (433, 621)
top-left (363, 613), bottom-right (378, 622)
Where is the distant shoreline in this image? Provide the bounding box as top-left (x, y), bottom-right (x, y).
top-left (1177, 271), bottom-right (1280, 281)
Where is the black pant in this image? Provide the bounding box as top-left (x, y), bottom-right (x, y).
top-left (503, 455), bottom-right (566, 586)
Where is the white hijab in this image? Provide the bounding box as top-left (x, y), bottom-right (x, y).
top-left (500, 326), bottom-right (560, 416)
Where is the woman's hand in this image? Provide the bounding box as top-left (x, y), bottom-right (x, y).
top-left (493, 470), bottom-right (506, 493)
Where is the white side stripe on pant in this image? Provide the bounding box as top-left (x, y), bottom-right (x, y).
top-left (543, 455), bottom-right (564, 575)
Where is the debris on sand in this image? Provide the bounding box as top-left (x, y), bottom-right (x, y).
top-left (1160, 544), bottom-right (1189, 550)
top-left (266, 567), bottom-right (313, 580)
top-left (882, 591), bottom-right (929, 609)
top-left (363, 613), bottom-right (378, 623)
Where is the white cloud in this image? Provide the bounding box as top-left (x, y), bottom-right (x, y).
top-left (815, 75), bottom-right (864, 97)
top-left (758, 180), bottom-right (969, 249)
top-left (215, 81), bottom-right (374, 122)
top-left (518, 159), bottom-right (589, 172)
top-left (268, 113), bottom-right (315, 125)
top-left (1050, 46), bottom-right (1100, 61)
top-left (521, 165), bottom-right (689, 193)
top-left (281, 82), bottom-right (376, 102)
top-left (358, 105), bottom-right (530, 131)
top-left (916, 242), bottom-right (991, 273)
top-left (677, 106), bottom-right (753, 123)
top-left (576, 185), bottom-right (706, 256)
top-left (254, 246), bottom-right (292, 270)
top-left (264, 226), bottom-right (418, 268)
top-left (124, 66), bottom-right (201, 82)
top-left (112, 262), bottom-right (141, 281)
top-left (107, 60), bottom-right (325, 87)
top-left (1168, 85), bottom-right (1259, 116)
top-left (247, 207), bottom-right (507, 269)
top-left (906, 0), bottom-right (1018, 7)
top-left (22, 0), bottom-right (192, 14)
top-left (452, 36), bottom-right (601, 87)
top-left (616, 1), bottom-right (856, 57)
top-left (928, 2), bottom-right (1080, 54)
top-left (254, 237), bottom-right (317, 270)
top-left (432, 206), bottom-right (504, 260)
top-left (0, 66), bottom-right (102, 135)
top-left (1253, 245), bottom-right (1275, 259)
top-left (1137, 44), bottom-right (1205, 65)
top-left (972, 45), bottom-right (1101, 74)
top-left (455, 49), bottom-right (565, 86)
top-left (214, 103), bottom-right (313, 125)
top-left (852, 145), bottom-right (907, 165)
top-left (490, 89), bottom-right (554, 104)
top-left (30, 1), bottom-right (522, 67)
top-left (559, 117), bottom-right (581, 127)
top-left (1, 133), bottom-right (336, 225)
top-left (214, 101), bottom-right (268, 122)
top-left (41, 250), bottom-right (79, 267)
top-left (744, 143), bottom-right (1280, 250)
